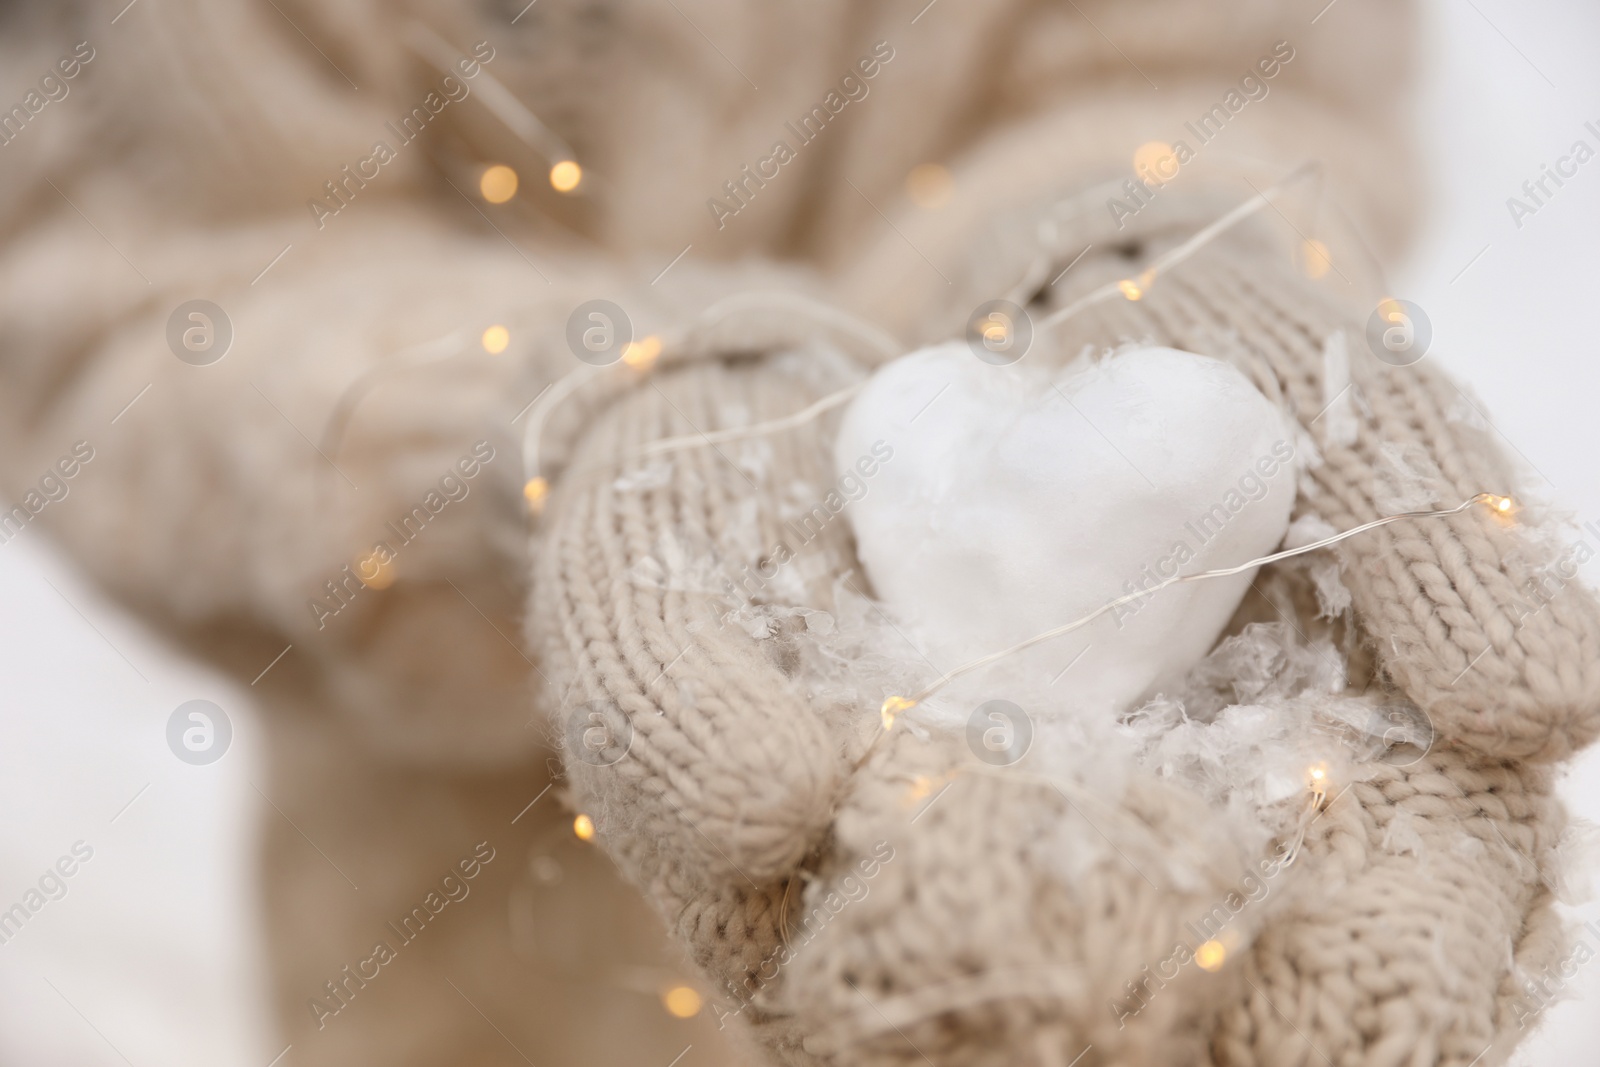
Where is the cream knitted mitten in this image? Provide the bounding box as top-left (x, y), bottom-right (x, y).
top-left (528, 230), bottom-right (1600, 1066)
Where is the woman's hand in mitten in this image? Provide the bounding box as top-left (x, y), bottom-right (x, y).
top-left (530, 209), bottom-right (1600, 1067)
top-left (1033, 227), bottom-right (1596, 1063)
top-left (530, 345), bottom-right (872, 1053)
top-left (529, 341), bottom-right (1294, 1066)
top-left (1039, 227), bottom-right (1600, 764)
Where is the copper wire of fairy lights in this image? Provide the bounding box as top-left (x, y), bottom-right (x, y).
top-left (324, 159), bottom-right (1514, 744)
top-left (322, 156), bottom-right (1518, 855)
top-left (296, 39), bottom-right (1509, 1031)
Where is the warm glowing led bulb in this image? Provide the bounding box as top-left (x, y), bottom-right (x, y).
top-left (1118, 279), bottom-right (1143, 301)
top-left (1133, 141), bottom-right (1178, 185)
top-left (1300, 239), bottom-right (1332, 280)
top-left (662, 985), bottom-right (702, 1018)
top-left (1496, 495), bottom-right (1514, 513)
top-left (524, 477), bottom-right (549, 513)
top-left (550, 160), bottom-right (582, 192)
top-left (622, 334), bottom-right (662, 371)
top-left (880, 695), bottom-right (916, 730)
top-left (1195, 940), bottom-right (1227, 972)
top-left (481, 324), bottom-right (510, 354)
top-left (480, 164), bottom-right (519, 204)
top-left (357, 553), bottom-right (396, 589)
top-left (906, 163), bottom-right (953, 209)
top-left (573, 813), bottom-right (595, 841)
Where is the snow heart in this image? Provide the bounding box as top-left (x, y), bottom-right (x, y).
top-left (835, 343), bottom-right (1297, 718)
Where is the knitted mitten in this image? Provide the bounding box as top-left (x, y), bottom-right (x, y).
top-left (531, 350), bottom-right (858, 1060)
top-left (1043, 228), bottom-right (1596, 1064)
top-left (529, 215), bottom-right (1600, 1065)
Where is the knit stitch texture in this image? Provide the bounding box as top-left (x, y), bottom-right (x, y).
top-left (531, 227), bottom-right (1600, 1066)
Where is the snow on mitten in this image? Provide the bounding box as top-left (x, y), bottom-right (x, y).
top-left (1211, 746), bottom-right (1567, 1067)
top-left (531, 351), bottom-right (857, 1060)
top-left (531, 332), bottom-right (1284, 1065)
top-left (1042, 230), bottom-right (1600, 764)
top-left (531, 221), bottom-right (1600, 1067)
top-left (781, 727), bottom-right (1268, 1067)
top-left (1032, 228), bottom-right (1593, 1063)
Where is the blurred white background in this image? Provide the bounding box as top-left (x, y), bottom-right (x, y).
top-left (1401, 1), bottom-right (1600, 1063)
top-left (1, 0), bottom-right (1597, 1062)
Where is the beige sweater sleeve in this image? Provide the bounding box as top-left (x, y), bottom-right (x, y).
top-left (813, 0), bottom-right (1600, 761)
top-left (9, 0), bottom-right (1583, 772)
top-left (0, 3), bottom-right (726, 764)
top-left (820, 0), bottom-right (1419, 334)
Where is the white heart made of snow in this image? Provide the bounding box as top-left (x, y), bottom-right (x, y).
top-left (834, 342), bottom-right (1298, 719)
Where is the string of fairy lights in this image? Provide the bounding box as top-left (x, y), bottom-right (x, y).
top-left (325, 37), bottom-right (1523, 981)
top-left (869, 493), bottom-right (1514, 737)
top-left (340, 28), bottom-right (726, 1021)
top-left (511, 161), bottom-right (1327, 500)
top-left (406, 21), bottom-right (587, 199)
top-left (508, 165), bottom-right (1516, 754)
top-left (500, 175), bottom-right (1517, 952)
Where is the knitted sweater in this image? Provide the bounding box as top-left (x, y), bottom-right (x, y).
top-left (3, 1), bottom-right (1593, 1065)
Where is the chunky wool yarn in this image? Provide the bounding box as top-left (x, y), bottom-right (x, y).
top-left (530, 226), bottom-right (1600, 1066)
top-left (1, 2), bottom-right (1585, 1063)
